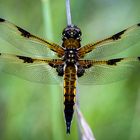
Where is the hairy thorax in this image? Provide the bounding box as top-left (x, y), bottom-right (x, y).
top-left (63, 38), bottom-right (81, 63)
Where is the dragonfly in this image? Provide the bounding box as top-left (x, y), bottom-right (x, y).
top-left (0, 18), bottom-right (140, 134)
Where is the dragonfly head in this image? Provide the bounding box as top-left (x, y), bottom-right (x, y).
top-left (62, 25), bottom-right (82, 41)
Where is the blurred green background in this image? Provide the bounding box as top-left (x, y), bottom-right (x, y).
top-left (0, 0), bottom-right (140, 140)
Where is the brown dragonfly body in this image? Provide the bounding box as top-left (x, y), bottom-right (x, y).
top-left (50, 25), bottom-right (83, 133)
top-left (0, 18), bottom-right (140, 134)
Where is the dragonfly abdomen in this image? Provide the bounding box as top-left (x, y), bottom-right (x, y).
top-left (63, 64), bottom-right (77, 134)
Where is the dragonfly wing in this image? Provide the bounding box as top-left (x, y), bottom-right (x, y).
top-left (0, 53), bottom-right (63, 84)
top-left (0, 18), bottom-right (64, 58)
top-left (79, 24), bottom-right (140, 59)
top-left (78, 57), bottom-right (140, 85)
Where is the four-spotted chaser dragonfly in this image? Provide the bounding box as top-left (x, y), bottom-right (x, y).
top-left (0, 18), bottom-right (140, 133)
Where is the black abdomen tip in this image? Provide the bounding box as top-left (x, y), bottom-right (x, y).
top-left (0, 18), bottom-right (5, 22)
top-left (66, 122), bottom-right (71, 134)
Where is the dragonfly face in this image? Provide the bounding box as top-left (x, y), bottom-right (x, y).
top-left (62, 25), bottom-right (82, 41)
top-left (0, 18), bottom-right (140, 134)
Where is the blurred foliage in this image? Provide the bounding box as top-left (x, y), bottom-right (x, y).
top-left (0, 0), bottom-right (140, 140)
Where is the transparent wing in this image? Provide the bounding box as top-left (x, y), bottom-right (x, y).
top-left (78, 57), bottom-right (140, 85)
top-left (78, 24), bottom-right (140, 59)
top-left (0, 18), bottom-right (64, 58)
top-left (0, 53), bottom-right (63, 84)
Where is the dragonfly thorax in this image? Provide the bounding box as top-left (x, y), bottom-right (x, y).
top-left (64, 49), bottom-right (78, 64)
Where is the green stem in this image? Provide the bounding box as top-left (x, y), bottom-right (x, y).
top-left (41, 0), bottom-right (63, 139)
top-left (42, 0), bottom-right (53, 39)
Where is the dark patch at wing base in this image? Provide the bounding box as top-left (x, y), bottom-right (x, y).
top-left (137, 23), bottom-right (140, 26)
top-left (107, 58), bottom-right (124, 65)
top-left (0, 18), bottom-right (5, 22)
top-left (17, 55), bottom-right (34, 63)
top-left (138, 57), bottom-right (140, 61)
top-left (111, 29), bottom-right (126, 40)
top-left (16, 26), bottom-right (31, 38)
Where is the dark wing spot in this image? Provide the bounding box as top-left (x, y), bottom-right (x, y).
top-left (107, 58), bottom-right (123, 65)
top-left (56, 65), bottom-right (64, 76)
top-left (17, 55), bottom-right (34, 63)
top-left (138, 57), bottom-right (140, 61)
top-left (49, 63), bottom-right (56, 68)
top-left (0, 18), bottom-right (5, 22)
top-left (16, 26), bottom-right (31, 38)
top-left (137, 23), bottom-right (140, 26)
top-left (111, 29), bottom-right (126, 40)
top-left (0, 53), bottom-right (1, 55)
top-left (83, 63), bottom-right (92, 68)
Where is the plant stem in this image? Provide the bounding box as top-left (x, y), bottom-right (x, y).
top-left (66, 0), bottom-right (72, 25)
top-left (41, 0), bottom-right (62, 139)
